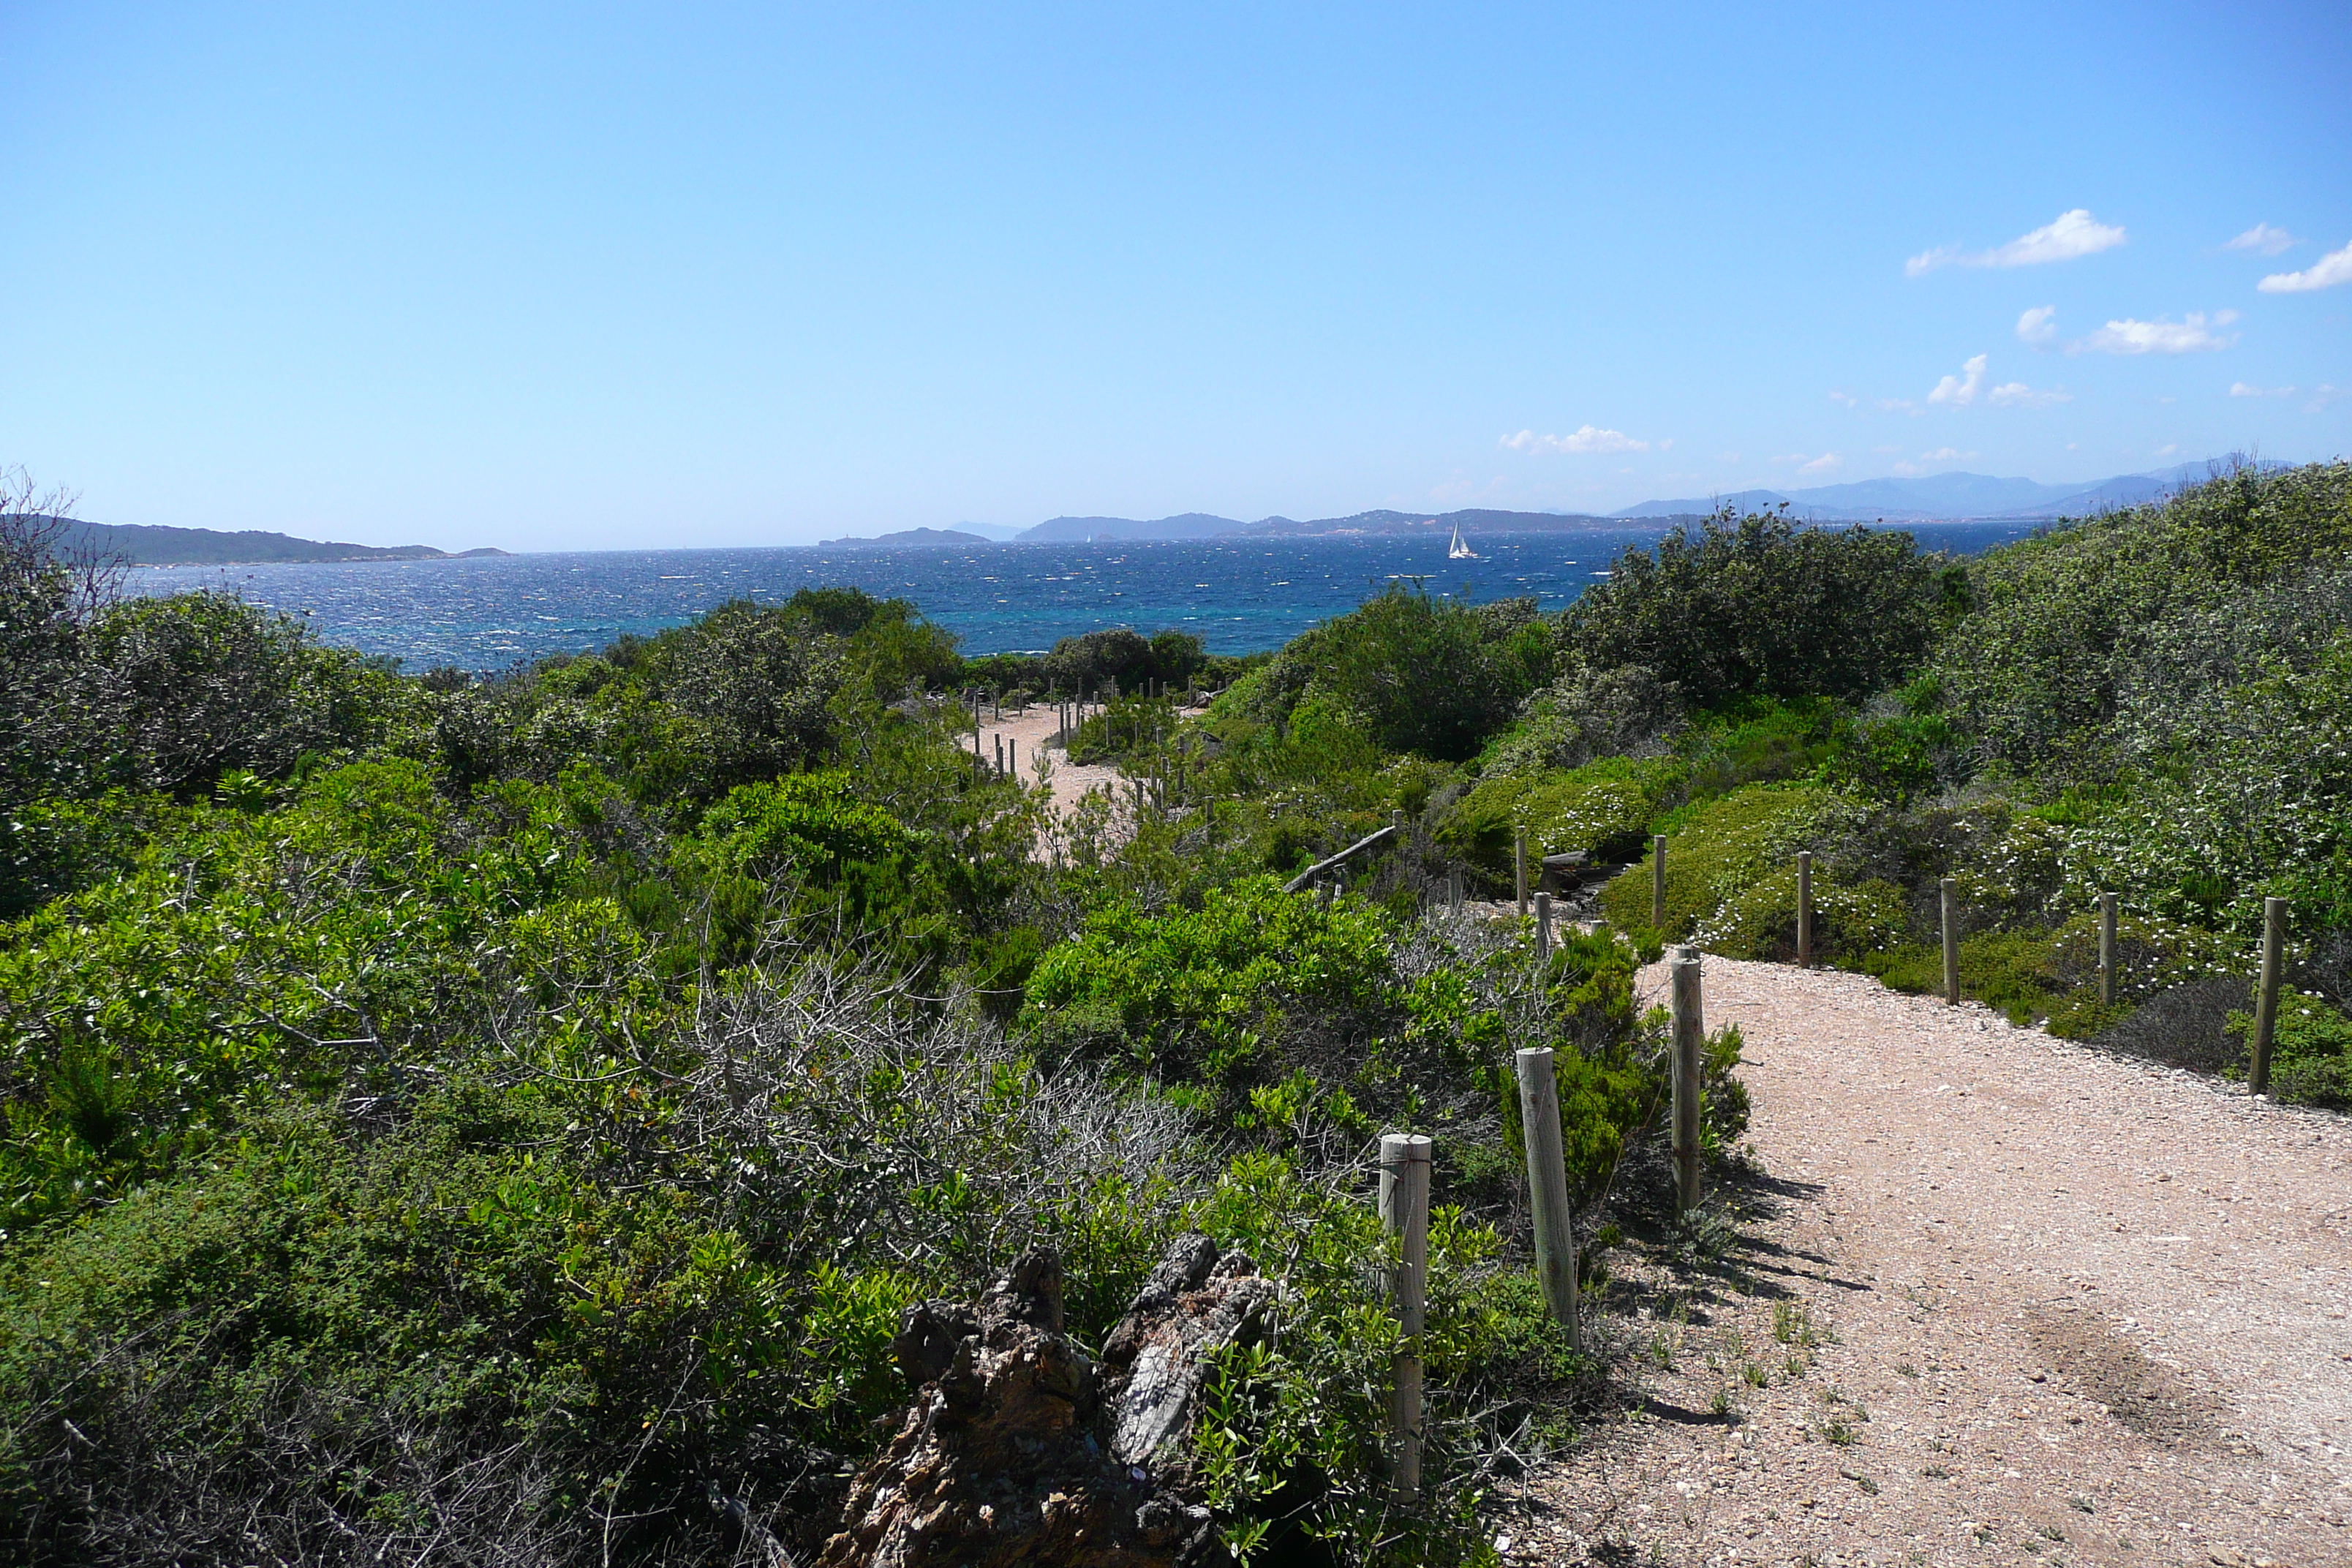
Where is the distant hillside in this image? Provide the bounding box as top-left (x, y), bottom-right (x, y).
top-left (1017, 513), bottom-right (1243, 542)
top-left (50, 519), bottom-right (505, 565)
top-left (818, 527), bottom-right (993, 548)
top-left (1610, 462), bottom-right (2280, 524)
top-left (1240, 507), bottom-right (1617, 536)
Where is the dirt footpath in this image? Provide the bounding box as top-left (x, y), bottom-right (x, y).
top-left (1509, 957), bottom-right (2352, 1567)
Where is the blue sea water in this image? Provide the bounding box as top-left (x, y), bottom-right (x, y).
top-left (125, 521), bottom-right (2048, 671)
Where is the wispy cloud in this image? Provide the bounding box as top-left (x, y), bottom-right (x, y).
top-left (2310, 385), bottom-right (2346, 413)
top-left (2155, 443), bottom-right (2179, 457)
top-left (2225, 223), bottom-right (2298, 256)
top-left (1987, 381), bottom-right (2070, 408)
top-left (1927, 354), bottom-right (1988, 406)
top-left (1501, 425), bottom-right (1651, 453)
top-left (2077, 312), bottom-right (2238, 355)
top-left (2016, 306), bottom-right (2059, 346)
top-left (1828, 390), bottom-right (1857, 407)
top-left (1906, 209), bottom-right (2127, 276)
top-left (1892, 447), bottom-right (1977, 477)
top-left (2259, 241), bottom-right (2352, 293)
top-left (2230, 382), bottom-right (2296, 398)
top-left (1772, 452), bottom-right (1842, 474)
top-left (1877, 397), bottom-right (1919, 415)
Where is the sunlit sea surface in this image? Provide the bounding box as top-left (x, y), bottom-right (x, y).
top-left (125, 522), bottom-right (2046, 671)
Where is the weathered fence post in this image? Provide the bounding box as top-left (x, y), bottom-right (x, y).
top-left (1534, 891), bottom-right (1552, 963)
top-left (1671, 947), bottom-right (1703, 1215)
top-left (1796, 850), bottom-right (1813, 968)
top-left (1652, 834), bottom-right (1667, 931)
top-left (1515, 829), bottom-right (1529, 918)
top-left (2250, 896), bottom-right (2286, 1097)
top-left (1447, 868), bottom-right (1462, 914)
top-left (1379, 1132), bottom-right (1431, 1504)
top-left (1940, 878), bottom-right (1961, 1004)
top-left (1513, 1048), bottom-right (1581, 1349)
top-left (2099, 891), bottom-right (2118, 1006)
top-left (995, 735), bottom-right (1005, 774)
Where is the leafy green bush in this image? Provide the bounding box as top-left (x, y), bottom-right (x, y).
top-left (1564, 510), bottom-right (1948, 707)
top-left (1439, 756), bottom-right (1684, 880)
top-left (2227, 984), bottom-right (2352, 1108)
top-left (1599, 784), bottom-right (1831, 943)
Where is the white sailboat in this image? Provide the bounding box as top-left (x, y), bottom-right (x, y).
top-left (1447, 524), bottom-right (1477, 559)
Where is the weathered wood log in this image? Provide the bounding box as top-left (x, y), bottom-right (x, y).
top-left (1280, 823), bottom-right (1397, 894)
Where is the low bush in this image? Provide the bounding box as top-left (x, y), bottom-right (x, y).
top-left (1438, 756), bottom-right (1685, 883)
top-left (1599, 784), bottom-right (1831, 942)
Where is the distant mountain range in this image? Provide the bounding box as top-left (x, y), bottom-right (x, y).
top-left (1609, 461), bottom-right (2261, 524)
top-left (818, 461), bottom-right (2253, 547)
top-left (53, 519), bottom-right (507, 565)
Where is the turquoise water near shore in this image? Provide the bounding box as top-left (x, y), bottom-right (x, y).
top-left (126, 521), bottom-right (2046, 671)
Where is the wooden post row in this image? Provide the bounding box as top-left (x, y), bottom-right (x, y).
top-left (1652, 834), bottom-right (1667, 931)
top-left (1940, 877), bottom-right (1960, 1005)
top-left (1670, 947), bottom-right (1703, 1215)
top-left (1513, 1049), bottom-right (1581, 1349)
top-left (1533, 891), bottom-right (1552, 963)
top-left (2099, 891), bottom-right (2118, 1006)
top-left (2250, 896), bottom-right (2285, 1097)
top-left (1515, 828), bottom-right (1529, 918)
top-left (1379, 1133), bottom-right (1431, 1504)
top-left (1796, 850), bottom-right (1813, 968)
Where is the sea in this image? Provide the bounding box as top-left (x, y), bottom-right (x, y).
top-left (124, 521), bottom-right (2048, 672)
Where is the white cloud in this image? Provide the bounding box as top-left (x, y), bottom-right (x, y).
top-left (1828, 390), bottom-right (1858, 407)
top-left (2229, 382), bottom-right (2296, 398)
top-left (1798, 453), bottom-right (1842, 475)
top-left (2016, 306), bottom-right (2059, 346)
top-left (1919, 447), bottom-right (1966, 461)
top-left (1927, 354), bottom-right (1988, 406)
top-left (2155, 443), bottom-right (2179, 457)
top-left (1892, 446), bottom-right (1980, 476)
top-left (2077, 311), bottom-right (2239, 355)
top-left (2259, 241), bottom-right (2352, 293)
top-left (1987, 381), bottom-right (2071, 408)
top-left (2310, 385), bottom-right (2346, 412)
top-left (1877, 397), bottom-right (1920, 414)
top-left (1905, 209), bottom-right (2127, 276)
top-left (2226, 223), bottom-right (2298, 256)
top-left (1501, 425), bottom-right (1651, 454)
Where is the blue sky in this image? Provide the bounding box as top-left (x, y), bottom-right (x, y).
top-left (3, 1), bottom-right (2347, 551)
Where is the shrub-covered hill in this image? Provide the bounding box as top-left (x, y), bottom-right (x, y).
top-left (6, 459), bottom-right (2349, 1566)
top-left (0, 516), bottom-right (1714, 1567)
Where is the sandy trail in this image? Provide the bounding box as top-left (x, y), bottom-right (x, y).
top-left (966, 697), bottom-right (1212, 843)
top-left (1511, 956), bottom-right (2352, 1567)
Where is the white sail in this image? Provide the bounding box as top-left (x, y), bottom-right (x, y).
top-left (1448, 524), bottom-right (1477, 559)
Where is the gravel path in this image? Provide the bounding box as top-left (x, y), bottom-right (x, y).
top-left (1509, 955), bottom-right (2352, 1567)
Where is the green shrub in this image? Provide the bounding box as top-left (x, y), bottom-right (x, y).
top-left (2228, 985), bottom-right (2352, 1108)
top-left (1439, 755), bottom-right (1685, 880)
top-left (1564, 510), bottom-right (1946, 707)
top-left (1599, 784), bottom-right (1831, 943)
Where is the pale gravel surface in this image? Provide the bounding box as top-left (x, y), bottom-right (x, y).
top-left (976, 698), bottom-right (1206, 849)
top-left (1507, 954), bottom-right (2352, 1567)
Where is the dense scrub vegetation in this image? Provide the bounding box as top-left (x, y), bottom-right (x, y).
top-left (6, 458), bottom-right (2348, 1567)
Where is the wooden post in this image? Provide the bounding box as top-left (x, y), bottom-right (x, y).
top-left (1008, 739), bottom-right (1017, 777)
top-left (994, 734), bottom-right (1005, 774)
top-left (1513, 1048), bottom-right (1581, 1348)
top-left (1940, 877), bottom-right (1961, 1005)
top-left (2250, 896), bottom-right (2285, 1097)
top-left (1379, 1132), bottom-right (1431, 1504)
top-left (1796, 850), bottom-right (1813, 968)
top-left (1447, 868), bottom-right (1462, 914)
top-left (2099, 891), bottom-right (2118, 1007)
top-left (1652, 834), bottom-right (1667, 931)
top-left (1515, 829), bottom-right (1529, 918)
top-left (1534, 891), bottom-right (1552, 963)
top-left (1670, 948), bottom-right (1703, 1215)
